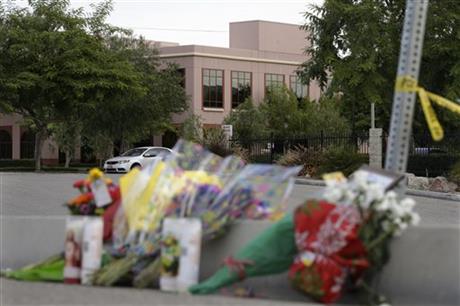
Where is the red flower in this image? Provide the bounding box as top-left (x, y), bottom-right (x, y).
top-left (73, 179), bottom-right (91, 191)
top-left (102, 198), bottom-right (121, 241)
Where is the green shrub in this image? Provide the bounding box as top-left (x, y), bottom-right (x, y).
top-left (0, 160), bottom-right (35, 168)
top-left (448, 161), bottom-right (460, 187)
top-left (317, 146), bottom-right (368, 177)
top-left (277, 145), bottom-right (323, 177)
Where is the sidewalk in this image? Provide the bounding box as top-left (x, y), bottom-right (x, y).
top-left (1, 279), bottom-right (313, 306)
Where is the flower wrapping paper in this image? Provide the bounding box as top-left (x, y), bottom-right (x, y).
top-left (289, 200), bottom-right (369, 304)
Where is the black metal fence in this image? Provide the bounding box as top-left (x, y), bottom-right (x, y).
top-left (231, 132), bottom-right (370, 164)
top-left (231, 132), bottom-right (460, 177)
top-left (0, 142), bottom-right (12, 159)
top-left (405, 133), bottom-right (460, 177)
top-left (20, 140), bottom-right (35, 159)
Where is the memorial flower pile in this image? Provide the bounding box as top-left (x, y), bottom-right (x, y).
top-left (93, 139), bottom-right (301, 287)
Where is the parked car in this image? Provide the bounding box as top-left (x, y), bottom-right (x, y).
top-left (103, 146), bottom-right (172, 173)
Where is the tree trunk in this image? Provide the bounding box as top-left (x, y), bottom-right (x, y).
top-left (120, 139), bottom-right (130, 154)
top-left (64, 150), bottom-right (72, 168)
top-left (34, 129), bottom-right (45, 172)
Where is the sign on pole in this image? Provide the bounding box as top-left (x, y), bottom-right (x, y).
top-left (221, 125), bottom-right (233, 139)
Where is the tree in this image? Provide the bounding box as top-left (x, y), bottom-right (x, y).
top-left (300, 0), bottom-right (460, 134)
top-left (224, 87), bottom-right (350, 141)
top-left (51, 120), bottom-right (81, 168)
top-left (0, 0), bottom-right (143, 170)
top-left (259, 86), bottom-right (300, 138)
top-left (297, 96), bottom-right (351, 135)
top-left (180, 113), bottom-right (203, 143)
top-left (84, 35), bottom-right (187, 154)
top-left (224, 98), bottom-right (266, 142)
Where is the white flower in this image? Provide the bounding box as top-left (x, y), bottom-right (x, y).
top-left (398, 221), bottom-right (408, 232)
top-left (385, 191), bottom-right (397, 201)
top-left (324, 187), bottom-right (344, 203)
top-left (390, 201), bottom-right (406, 218)
top-left (375, 197), bottom-right (390, 211)
top-left (352, 170), bottom-right (369, 189)
top-left (379, 303), bottom-right (392, 306)
top-left (400, 198), bottom-right (416, 212)
top-left (344, 190), bottom-right (358, 203)
top-left (409, 212), bottom-right (421, 226)
top-left (382, 220), bottom-right (392, 231)
top-left (363, 183), bottom-right (385, 209)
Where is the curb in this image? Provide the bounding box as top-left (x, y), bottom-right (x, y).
top-left (295, 178), bottom-right (460, 201)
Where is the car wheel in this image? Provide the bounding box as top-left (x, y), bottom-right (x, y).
top-left (131, 163), bottom-right (142, 170)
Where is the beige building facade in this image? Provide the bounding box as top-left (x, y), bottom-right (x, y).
top-left (0, 20), bottom-right (318, 162)
top-left (157, 20), bottom-right (320, 145)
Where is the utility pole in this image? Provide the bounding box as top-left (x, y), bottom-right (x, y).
top-left (385, 0), bottom-right (429, 190)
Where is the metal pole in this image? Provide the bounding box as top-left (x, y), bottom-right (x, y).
top-left (385, 0), bottom-right (429, 185)
top-left (371, 103), bottom-right (375, 129)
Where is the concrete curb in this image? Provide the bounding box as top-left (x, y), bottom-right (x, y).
top-left (295, 178), bottom-right (460, 201)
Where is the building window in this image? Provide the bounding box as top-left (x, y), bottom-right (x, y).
top-left (265, 73), bottom-right (284, 92)
top-left (176, 68), bottom-right (185, 89)
top-left (0, 129), bottom-right (12, 159)
top-left (231, 71), bottom-right (251, 108)
top-left (203, 69), bottom-right (224, 108)
top-left (20, 131), bottom-right (35, 159)
top-left (290, 75), bottom-right (309, 100)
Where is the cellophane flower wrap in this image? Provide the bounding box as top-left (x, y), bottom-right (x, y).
top-left (94, 139), bottom-right (300, 287)
top-left (289, 171), bottom-right (420, 304)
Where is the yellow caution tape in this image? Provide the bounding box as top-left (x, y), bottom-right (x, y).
top-left (395, 76), bottom-right (460, 141)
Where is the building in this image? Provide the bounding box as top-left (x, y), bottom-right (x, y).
top-left (157, 20), bottom-right (320, 146)
top-left (0, 20), bottom-right (318, 163)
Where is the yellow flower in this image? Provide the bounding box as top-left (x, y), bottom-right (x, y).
top-left (88, 168), bottom-right (103, 181)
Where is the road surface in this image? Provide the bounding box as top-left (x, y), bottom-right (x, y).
top-left (1, 172), bottom-right (458, 225)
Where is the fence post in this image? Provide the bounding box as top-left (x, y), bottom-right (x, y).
top-left (320, 130), bottom-right (324, 152)
top-left (369, 128), bottom-right (383, 169)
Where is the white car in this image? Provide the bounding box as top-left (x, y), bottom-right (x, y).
top-left (103, 146), bottom-right (172, 173)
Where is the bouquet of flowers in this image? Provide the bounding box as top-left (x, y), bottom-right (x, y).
top-left (3, 168), bottom-right (120, 283)
top-left (65, 168), bottom-right (121, 241)
top-left (93, 139), bottom-right (301, 287)
top-left (288, 171), bottom-right (419, 304)
top-left (191, 169), bottom-right (419, 306)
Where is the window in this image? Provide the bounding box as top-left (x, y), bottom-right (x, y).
top-left (176, 68), bottom-right (185, 89)
top-left (20, 131), bottom-right (35, 159)
top-left (290, 75), bottom-right (309, 100)
top-left (143, 148), bottom-right (170, 157)
top-left (0, 129), bottom-right (12, 159)
top-left (202, 69), bottom-right (224, 108)
top-left (265, 73), bottom-right (284, 92)
top-left (231, 71), bottom-right (251, 108)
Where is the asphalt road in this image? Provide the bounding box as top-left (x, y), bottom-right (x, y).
top-left (1, 172), bottom-right (458, 225)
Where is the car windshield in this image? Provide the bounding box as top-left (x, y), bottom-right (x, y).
top-left (121, 148), bottom-right (147, 157)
